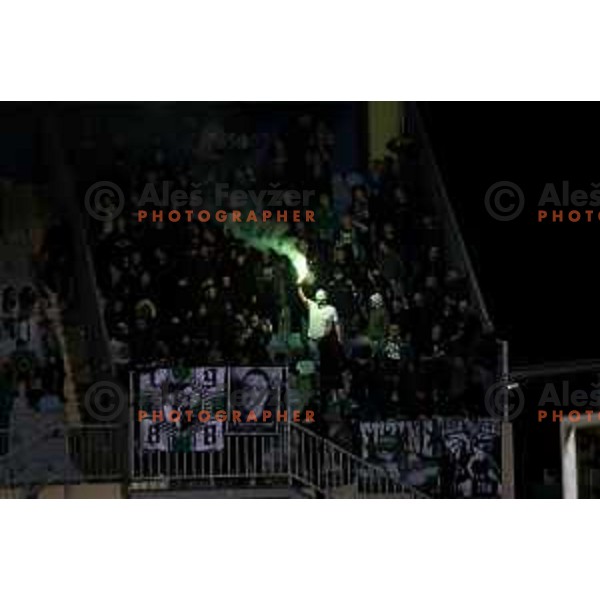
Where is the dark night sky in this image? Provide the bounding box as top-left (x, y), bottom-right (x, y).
top-left (420, 102), bottom-right (600, 367)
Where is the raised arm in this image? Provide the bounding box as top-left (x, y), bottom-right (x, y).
top-left (297, 284), bottom-right (309, 308)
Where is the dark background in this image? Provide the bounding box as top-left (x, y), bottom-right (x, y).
top-left (420, 102), bottom-right (600, 496)
top-left (420, 101), bottom-right (600, 367)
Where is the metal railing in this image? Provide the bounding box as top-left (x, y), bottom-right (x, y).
top-left (131, 428), bottom-right (289, 487)
top-left (0, 423), bottom-right (126, 497)
top-left (287, 422), bottom-right (427, 498)
top-left (132, 422), bottom-right (427, 499)
top-left (67, 424), bottom-right (127, 482)
top-left (0, 421), bottom-right (427, 498)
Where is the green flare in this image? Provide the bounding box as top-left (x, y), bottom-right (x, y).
top-left (290, 251), bottom-right (309, 283)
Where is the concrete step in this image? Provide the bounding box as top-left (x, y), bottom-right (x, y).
top-left (129, 485), bottom-right (311, 499)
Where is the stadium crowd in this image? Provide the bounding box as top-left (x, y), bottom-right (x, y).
top-left (0, 182), bottom-right (70, 450)
top-left (77, 112), bottom-right (495, 422)
top-left (0, 283), bottom-right (66, 447)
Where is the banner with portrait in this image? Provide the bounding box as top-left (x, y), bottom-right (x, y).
top-left (134, 365), bottom-right (287, 455)
top-left (227, 366), bottom-right (284, 434)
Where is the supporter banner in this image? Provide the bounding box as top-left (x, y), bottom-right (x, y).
top-left (359, 419), bottom-right (502, 498)
top-left (135, 366), bottom-right (286, 452)
top-left (138, 366), bottom-right (227, 452)
top-left (140, 418), bottom-right (224, 453)
top-left (227, 366), bottom-right (284, 434)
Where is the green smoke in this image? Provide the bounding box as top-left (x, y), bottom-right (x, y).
top-left (224, 220), bottom-right (310, 283)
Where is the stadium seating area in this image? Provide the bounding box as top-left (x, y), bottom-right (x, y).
top-left (0, 187), bottom-right (68, 450)
top-left (74, 110), bottom-right (495, 423)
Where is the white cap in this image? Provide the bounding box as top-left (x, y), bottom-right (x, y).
top-left (370, 292), bottom-right (384, 308)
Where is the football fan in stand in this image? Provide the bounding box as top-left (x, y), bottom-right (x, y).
top-left (297, 283), bottom-right (345, 416)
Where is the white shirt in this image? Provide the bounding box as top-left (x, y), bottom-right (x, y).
top-left (307, 300), bottom-right (339, 340)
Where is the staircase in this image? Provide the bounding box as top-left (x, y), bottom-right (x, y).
top-left (287, 422), bottom-right (426, 498)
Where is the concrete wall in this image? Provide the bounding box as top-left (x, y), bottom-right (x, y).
top-left (0, 483), bottom-right (123, 499)
top-left (368, 101), bottom-right (403, 160)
